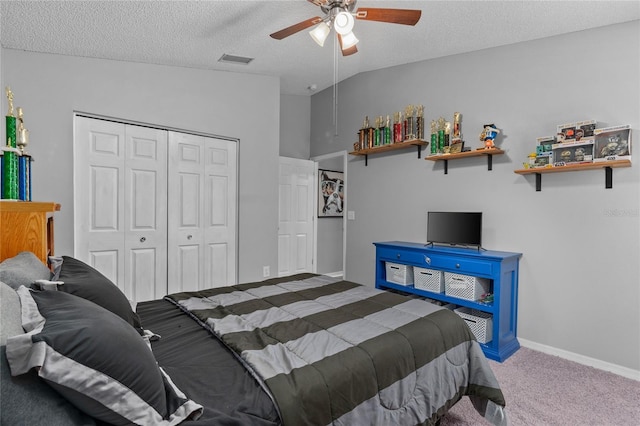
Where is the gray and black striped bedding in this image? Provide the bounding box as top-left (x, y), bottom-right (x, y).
top-left (165, 273), bottom-right (508, 426)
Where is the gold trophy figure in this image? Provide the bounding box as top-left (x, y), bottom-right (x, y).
top-left (17, 107), bottom-right (29, 153)
top-left (5, 87), bottom-right (14, 117)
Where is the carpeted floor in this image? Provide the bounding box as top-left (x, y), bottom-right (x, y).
top-left (440, 347), bottom-right (640, 425)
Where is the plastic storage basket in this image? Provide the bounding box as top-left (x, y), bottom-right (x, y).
top-left (444, 272), bottom-right (490, 301)
top-left (385, 262), bottom-right (414, 285)
top-left (454, 307), bottom-right (493, 344)
top-left (414, 267), bottom-right (444, 292)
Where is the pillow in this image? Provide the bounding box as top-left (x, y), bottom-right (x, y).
top-left (1, 281), bottom-right (97, 425)
top-left (57, 256), bottom-right (143, 333)
top-left (6, 287), bottom-right (203, 425)
top-left (0, 251), bottom-right (51, 290)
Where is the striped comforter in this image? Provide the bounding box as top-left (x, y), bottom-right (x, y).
top-left (165, 273), bottom-right (508, 426)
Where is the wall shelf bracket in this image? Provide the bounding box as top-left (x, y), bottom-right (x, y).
top-left (605, 166), bottom-right (613, 189)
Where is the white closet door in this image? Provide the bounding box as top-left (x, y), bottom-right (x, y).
top-left (123, 125), bottom-right (168, 301)
top-left (74, 117), bottom-right (126, 288)
top-left (278, 157), bottom-right (315, 276)
top-left (74, 117), bottom-right (167, 302)
top-left (167, 132), bottom-right (237, 293)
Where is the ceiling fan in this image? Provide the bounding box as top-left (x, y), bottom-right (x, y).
top-left (270, 0), bottom-right (422, 56)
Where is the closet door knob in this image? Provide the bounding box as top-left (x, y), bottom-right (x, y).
top-left (187, 235), bottom-right (193, 240)
top-left (140, 237), bottom-right (146, 243)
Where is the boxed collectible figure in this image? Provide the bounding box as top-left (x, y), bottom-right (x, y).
top-left (575, 120), bottom-right (597, 140)
top-left (536, 136), bottom-right (555, 155)
top-left (557, 122), bottom-right (577, 142)
top-left (552, 140), bottom-right (594, 166)
top-left (593, 125), bottom-right (631, 162)
top-left (534, 153), bottom-right (553, 168)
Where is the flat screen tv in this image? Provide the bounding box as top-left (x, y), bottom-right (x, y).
top-left (427, 211), bottom-right (482, 248)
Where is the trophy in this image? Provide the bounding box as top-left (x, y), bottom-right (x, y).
top-left (416, 105), bottom-right (425, 140)
top-left (404, 105), bottom-right (414, 140)
top-left (437, 117), bottom-right (446, 153)
top-left (430, 120), bottom-right (437, 154)
top-left (16, 107), bottom-right (32, 200)
top-left (2, 87), bottom-right (19, 199)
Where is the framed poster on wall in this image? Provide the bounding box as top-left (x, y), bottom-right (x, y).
top-left (318, 169), bottom-right (344, 218)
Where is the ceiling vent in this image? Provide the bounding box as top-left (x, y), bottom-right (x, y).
top-left (218, 54), bottom-right (254, 65)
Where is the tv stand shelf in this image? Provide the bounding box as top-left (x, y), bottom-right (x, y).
top-left (374, 241), bottom-right (522, 362)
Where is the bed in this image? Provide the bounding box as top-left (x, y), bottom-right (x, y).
top-left (1, 252), bottom-right (508, 425)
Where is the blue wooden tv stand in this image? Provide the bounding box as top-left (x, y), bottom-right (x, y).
top-left (374, 241), bottom-right (522, 362)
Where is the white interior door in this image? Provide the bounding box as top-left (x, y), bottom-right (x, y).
top-left (167, 132), bottom-right (237, 293)
top-left (74, 117), bottom-right (167, 302)
top-left (278, 157), bottom-right (315, 276)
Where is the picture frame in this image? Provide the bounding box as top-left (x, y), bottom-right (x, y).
top-left (318, 169), bottom-right (344, 218)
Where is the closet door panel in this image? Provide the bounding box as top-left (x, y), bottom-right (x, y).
top-left (168, 133), bottom-right (237, 292)
top-left (124, 125), bottom-right (167, 301)
top-left (203, 138), bottom-right (237, 287)
top-left (128, 248), bottom-right (158, 303)
top-left (168, 132), bottom-right (204, 293)
top-left (75, 117), bottom-right (126, 291)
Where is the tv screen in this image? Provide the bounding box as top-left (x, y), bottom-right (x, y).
top-left (427, 212), bottom-right (482, 248)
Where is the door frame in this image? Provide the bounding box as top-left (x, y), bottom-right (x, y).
top-left (311, 150), bottom-right (347, 278)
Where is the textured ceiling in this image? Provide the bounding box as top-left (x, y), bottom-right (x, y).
top-left (1, 1), bottom-right (639, 96)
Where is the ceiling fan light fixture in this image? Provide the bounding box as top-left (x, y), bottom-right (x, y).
top-left (309, 21), bottom-right (331, 47)
top-left (333, 11), bottom-right (354, 35)
top-left (340, 30), bottom-right (359, 49)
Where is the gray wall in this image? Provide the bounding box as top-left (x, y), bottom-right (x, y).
top-left (310, 22), bottom-right (640, 371)
top-left (316, 155), bottom-right (344, 275)
top-left (2, 49), bottom-right (280, 284)
top-left (280, 94), bottom-right (310, 159)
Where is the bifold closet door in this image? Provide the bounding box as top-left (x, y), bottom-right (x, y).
top-left (74, 117), bottom-right (167, 302)
top-left (167, 131), bottom-right (237, 293)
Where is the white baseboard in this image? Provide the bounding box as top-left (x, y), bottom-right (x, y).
top-left (519, 338), bottom-right (640, 381)
top-left (323, 271), bottom-right (343, 278)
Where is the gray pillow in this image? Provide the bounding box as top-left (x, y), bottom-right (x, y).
top-left (0, 252), bottom-right (51, 290)
top-left (6, 287), bottom-right (203, 425)
top-left (0, 281), bottom-right (22, 344)
top-left (0, 281), bottom-right (97, 425)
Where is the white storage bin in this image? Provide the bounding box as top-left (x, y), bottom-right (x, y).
top-left (414, 266), bottom-right (444, 292)
top-left (454, 307), bottom-right (493, 344)
top-left (444, 272), bottom-right (490, 301)
top-left (385, 262), bottom-right (413, 285)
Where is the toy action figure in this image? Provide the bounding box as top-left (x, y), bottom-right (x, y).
top-left (479, 124), bottom-right (500, 149)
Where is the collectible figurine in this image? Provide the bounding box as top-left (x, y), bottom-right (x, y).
top-left (600, 134), bottom-right (629, 157)
top-left (479, 124), bottom-right (500, 149)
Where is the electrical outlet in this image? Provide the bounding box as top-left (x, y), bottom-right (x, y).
top-left (263, 266), bottom-right (270, 277)
top-left (348, 210), bottom-right (355, 220)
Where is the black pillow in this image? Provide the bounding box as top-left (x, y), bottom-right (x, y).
top-left (57, 256), bottom-right (143, 333)
top-left (6, 287), bottom-right (203, 425)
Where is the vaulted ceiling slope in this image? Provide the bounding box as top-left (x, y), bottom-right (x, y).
top-left (1, 1), bottom-right (639, 96)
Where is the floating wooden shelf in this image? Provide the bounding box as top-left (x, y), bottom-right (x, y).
top-left (425, 147), bottom-right (504, 174)
top-left (349, 139), bottom-right (428, 166)
top-left (514, 159), bottom-right (631, 191)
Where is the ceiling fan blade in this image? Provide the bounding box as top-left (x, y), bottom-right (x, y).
top-left (338, 34), bottom-right (358, 56)
top-left (354, 8), bottom-right (422, 26)
top-left (270, 16), bottom-right (323, 40)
